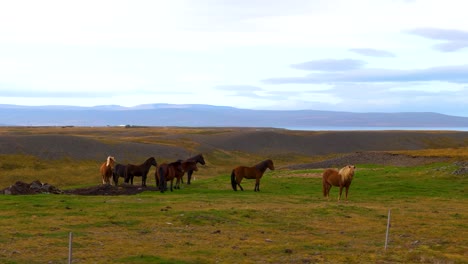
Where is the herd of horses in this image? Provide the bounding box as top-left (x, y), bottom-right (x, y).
top-left (99, 154), bottom-right (205, 193)
top-left (100, 154), bottom-right (356, 200)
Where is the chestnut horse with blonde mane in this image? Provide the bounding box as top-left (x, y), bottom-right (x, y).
top-left (322, 165), bottom-right (356, 201)
top-left (100, 156), bottom-right (116, 185)
top-left (231, 159), bottom-right (275, 192)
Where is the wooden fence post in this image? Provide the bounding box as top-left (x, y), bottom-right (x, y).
top-left (68, 232), bottom-right (73, 264)
top-left (385, 209), bottom-right (391, 251)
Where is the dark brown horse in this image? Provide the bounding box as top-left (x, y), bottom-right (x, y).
top-left (322, 165), bottom-right (356, 201)
top-left (156, 160), bottom-right (183, 193)
top-left (112, 163), bottom-right (127, 186)
top-left (184, 154), bottom-right (205, 184)
top-left (125, 157), bottom-right (157, 187)
top-left (174, 161), bottom-right (198, 189)
top-left (231, 159), bottom-right (275, 192)
top-left (99, 156), bottom-right (115, 185)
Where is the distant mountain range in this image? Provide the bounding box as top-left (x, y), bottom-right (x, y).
top-left (1, 103), bottom-right (468, 128)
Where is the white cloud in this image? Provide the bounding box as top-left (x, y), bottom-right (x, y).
top-left (1, 0), bottom-right (468, 116)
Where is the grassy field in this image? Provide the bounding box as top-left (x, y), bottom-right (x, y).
top-left (0, 161), bottom-right (466, 263)
top-left (0, 127), bottom-right (467, 263)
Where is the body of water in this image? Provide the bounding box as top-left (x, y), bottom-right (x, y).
top-left (284, 126), bottom-right (468, 131)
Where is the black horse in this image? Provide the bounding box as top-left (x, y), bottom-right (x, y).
top-left (125, 157), bottom-right (157, 187)
top-left (184, 154), bottom-right (206, 184)
top-left (112, 163), bottom-right (127, 186)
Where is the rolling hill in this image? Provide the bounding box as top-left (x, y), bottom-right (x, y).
top-left (1, 103), bottom-right (468, 128)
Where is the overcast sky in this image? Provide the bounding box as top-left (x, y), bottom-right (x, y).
top-left (1, 0), bottom-right (468, 116)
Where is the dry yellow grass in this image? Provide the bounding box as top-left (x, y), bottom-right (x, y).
top-left (393, 146), bottom-right (468, 160)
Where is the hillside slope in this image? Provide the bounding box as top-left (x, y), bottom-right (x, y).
top-left (0, 127), bottom-right (466, 161)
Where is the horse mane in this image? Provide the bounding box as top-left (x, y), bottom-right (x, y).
top-left (187, 154), bottom-right (205, 164)
top-left (255, 159), bottom-right (272, 172)
top-left (339, 165), bottom-right (355, 182)
top-left (171, 159), bottom-right (183, 166)
top-left (106, 156), bottom-right (115, 166)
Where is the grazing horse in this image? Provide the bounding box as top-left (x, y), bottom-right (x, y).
top-left (322, 165), bottom-right (356, 201)
top-left (231, 159), bottom-right (275, 192)
top-left (184, 154), bottom-right (206, 184)
top-left (125, 157), bottom-right (157, 187)
top-left (99, 156), bottom-right (116, 185)
top-left (112, 163), bottom-right (127, 186)
top-left (156, 160), bottom-right (184, 193)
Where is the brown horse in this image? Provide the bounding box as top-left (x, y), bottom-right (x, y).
top-left (231, 159), bottom-right (275, 192)
top-left (125, 157), bottom-right (157, 187)
top-left (99, 156), bottom-right (116, 185)
top-left (322, 165), bottom-right (356, 201)
top-left (175, 161), bottom-right (198, 189)
top-left (184, 154), bottom-right (206, 184)
top-left (156, 160), bottom-right (183, 193)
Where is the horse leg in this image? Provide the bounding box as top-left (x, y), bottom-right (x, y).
top-left (142, 175), bottom-right (147, 187)
top-left (187, 171), bottom-right (193, 184)
top-left (254, 178), bottom-right (260, 192)
top-left (231, 170), bottom-right (237, 191)
top-left (236, 176), bottom-right (244, 191)
top-left (170, 179), bottom-right (173, 192)
top-left (113, 172), bottom-right (118, 186)
top-left (338, 185), bottom-right (343, 201)
top-left (176, 177), bottom-right (181, 189)
top-left (325, 184), bottom-right (332, 200)
top-left (322, 178), bottom-right (328, 198)
top-left (345, 186), bottom-right (349, 201)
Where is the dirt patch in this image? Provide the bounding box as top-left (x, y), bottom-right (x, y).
top-left (1, 181), bottom-right (161, 195)
top-left (64, 184), bottom-right (161, 195)
top-left (2, 180), bottom-right (63, 195)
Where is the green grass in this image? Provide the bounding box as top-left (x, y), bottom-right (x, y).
top-left (0, 160), bottom-right (466, 263)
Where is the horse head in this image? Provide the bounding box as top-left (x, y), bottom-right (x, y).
top-left (197, 154), bottom-right (206, 165)
top-left (266, 159), bottom-right (275, 170)
top-left (339, 165), bottom-right (356, 182)
top-left (148, 157), bottom-right (158, 167)
top-left (106, 156), bottom-right (116, 167)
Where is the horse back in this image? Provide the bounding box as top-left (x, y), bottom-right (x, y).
top-left (182, 161), bottom-right (198, 172)
top-left (322, 168), bottom-right (341, 186)
top-left (157, 163), bottom-right (175, 181)
top-left (127, 163), bottom-right (146, 176)
top-left (113, 164), bottom-right (126, 177)
top-left (100, 162), bottom-right (110, 175)
top-left (234, 166), bottom-right (258, 179)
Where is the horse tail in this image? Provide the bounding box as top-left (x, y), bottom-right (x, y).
top-left (231, 169), bottom-right (237, 191)
top-left (322, 171), bottom-right (327, 197)
top-left (124, 166), bottom-right (129, 183)
top-left (154, 168), bottom-right (159, 188)
top-left (158, 166), bottom-right (165, 193)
